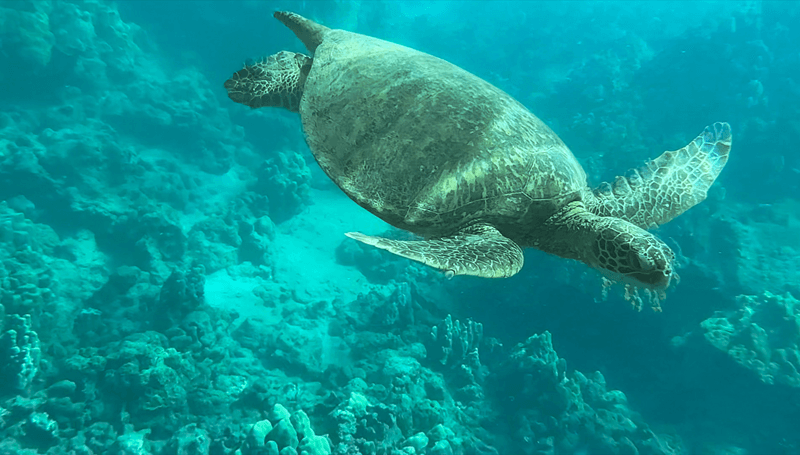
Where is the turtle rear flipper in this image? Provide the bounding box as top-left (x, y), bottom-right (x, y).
top-left (224, 51), bottom-right (312, 112)
top-left (591, 122), bottom-right (732, 229)
top-left (345, 224), bottom-right (524, 278)
top-left (273, 11), bottom-right (330, 53)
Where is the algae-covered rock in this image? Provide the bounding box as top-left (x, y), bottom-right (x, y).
top-left (491, 331), bottom-right (674, 454)
top-left (404, 432), bottom-right (429, 452)
top-left (428, 424), bottom-right (455, 443)
top-left (113, 428), bottom-right (152, 455)
top-left (0, 1), bottom-right (55, 68)
top-left (252, 151), bottom-right (311, 223)
top-left (430, 440), bottom-right (453, 455)
top-left (27, 411), bottom-right (58, 443)
top-left (698, 291), bottom-right (800, 387)
top-left (167, 424), bottom-right (210, 455)
top-left (347, 391), bottom-right (369, 418)
top-left (263, 440), bottom-right (280, 455)
top-left (82, 421), bottom-right (118, 454)
top-left (245, 419), bottom-right (274, 450)
top-left (290, 410), bottom-right (314, 440)
top-left (270, 403), bottom-right (292, 423)
top-left (266, 418), bottom-right (299, 450)
top-left (298, 435), bottom-right (331, 455)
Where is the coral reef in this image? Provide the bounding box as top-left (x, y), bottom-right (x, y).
top-left (1, 1), bottom-right (798, 455)
top-left (491, 332), bottom-right (679, 455)
top-left (694, 292), bottom-right (800, 388)
top-left (252, 151), bottom-right (312, 223)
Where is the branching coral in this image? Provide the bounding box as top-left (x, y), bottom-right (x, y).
top-left (0, 314), bottom-right (41, 393)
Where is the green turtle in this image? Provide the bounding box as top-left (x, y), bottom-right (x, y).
top-left (224, 11), bottom-right (731, 297)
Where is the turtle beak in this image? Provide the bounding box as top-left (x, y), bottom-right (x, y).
top-left (629, 267), bottom-right (672, 290)
top-left (628, 246), bottom-right (675, 290)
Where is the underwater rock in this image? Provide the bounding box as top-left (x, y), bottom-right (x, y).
top-left (37, 378), bottom-right (84, 428)
top-left (81, 266), bottom-right (158, 342)
top-left (244, 406), bottom-right (331, 455)
top-left (166, 423), bottom-right (210, 455)
top-left (266, 418), bottom-right (300, 451)
top-left (113, 427), bottom-right (152, 455)
top-left (430, 439), bottom-right (454, 455)
top-left (236, 214), bottom-right (277, 268)
top-left (0, 204), bottom-right (63, 340)
top-left (692, 205), bottom-right (800, 297)
top-left (695, 291), bottom-right (800, 387)
top-left (298, 434), bottom-right (331, 455)
top-left (156, 267), bottom-right (206, 330)
top-left (0, 2), bottom-right (55, 68)
top-left (270, 403), bottom-right (292, 423)
top-left (26, 411), bottom-right (58, 446)
top-left (187, 218), bottom-right (242, 273)
top-left (492, 331), bottom-right (676, 454)
top-left (252, 151), bottom-right (312, 223)
top-left (290, 410), bottom-right (314, 440)
top-left (98, 333), bottom-right (197, 433)
top-left (329, 399), bottom-right (358, 454)
top-left (428, 424), bottom-right (455, 443)
top-left (404, 432), bottom-right (429, 452)
top-left (348, 282), bottom-right (415, 330)
top-left (244, 419), bottom-right (274, 451)
top-left (81, 421), bottom-right (119, 454)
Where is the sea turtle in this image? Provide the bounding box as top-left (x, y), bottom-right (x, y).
top-left (224, 11), bottom-right (731, 299)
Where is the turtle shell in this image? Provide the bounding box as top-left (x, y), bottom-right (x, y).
top-left (299, 29), bottom-right (587, 238)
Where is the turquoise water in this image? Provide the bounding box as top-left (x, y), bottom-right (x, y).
top-left (1, 1), bottom-right (799, 454)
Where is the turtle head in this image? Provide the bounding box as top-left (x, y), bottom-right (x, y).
top-left (590, 219), bottom-right (676, 290)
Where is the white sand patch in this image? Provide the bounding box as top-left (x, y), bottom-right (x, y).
top-left (179, 165), bottom-right (249, 233)
top-left (271, 188), bottom-right (390, 302)
top-left (204, 187), bottom-right (391, 323)
top-left (204, 268), bottom-right (280, 328)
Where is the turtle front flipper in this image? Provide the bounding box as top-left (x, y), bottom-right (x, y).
top-left (224, 51), bottom-right (312, 112)
top-left (589, 122), bottom-right (732, 229)
top-left (345, 224), bottom-right (524, 278)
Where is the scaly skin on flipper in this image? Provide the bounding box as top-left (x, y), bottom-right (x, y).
top-left (224, 51), bottom-right (312, 112)
top-left (587, 122), bottom-right (732, 229)
top-left (346, 224), bottom-right (524, 279)
top-left (534, 201), bottom-right (675, 290)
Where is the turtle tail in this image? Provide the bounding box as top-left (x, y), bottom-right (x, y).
top-left (274, 11), bottom-right (330, 53)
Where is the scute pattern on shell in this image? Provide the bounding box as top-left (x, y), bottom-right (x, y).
top-left (299, 30), bottom-right (587, 239)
